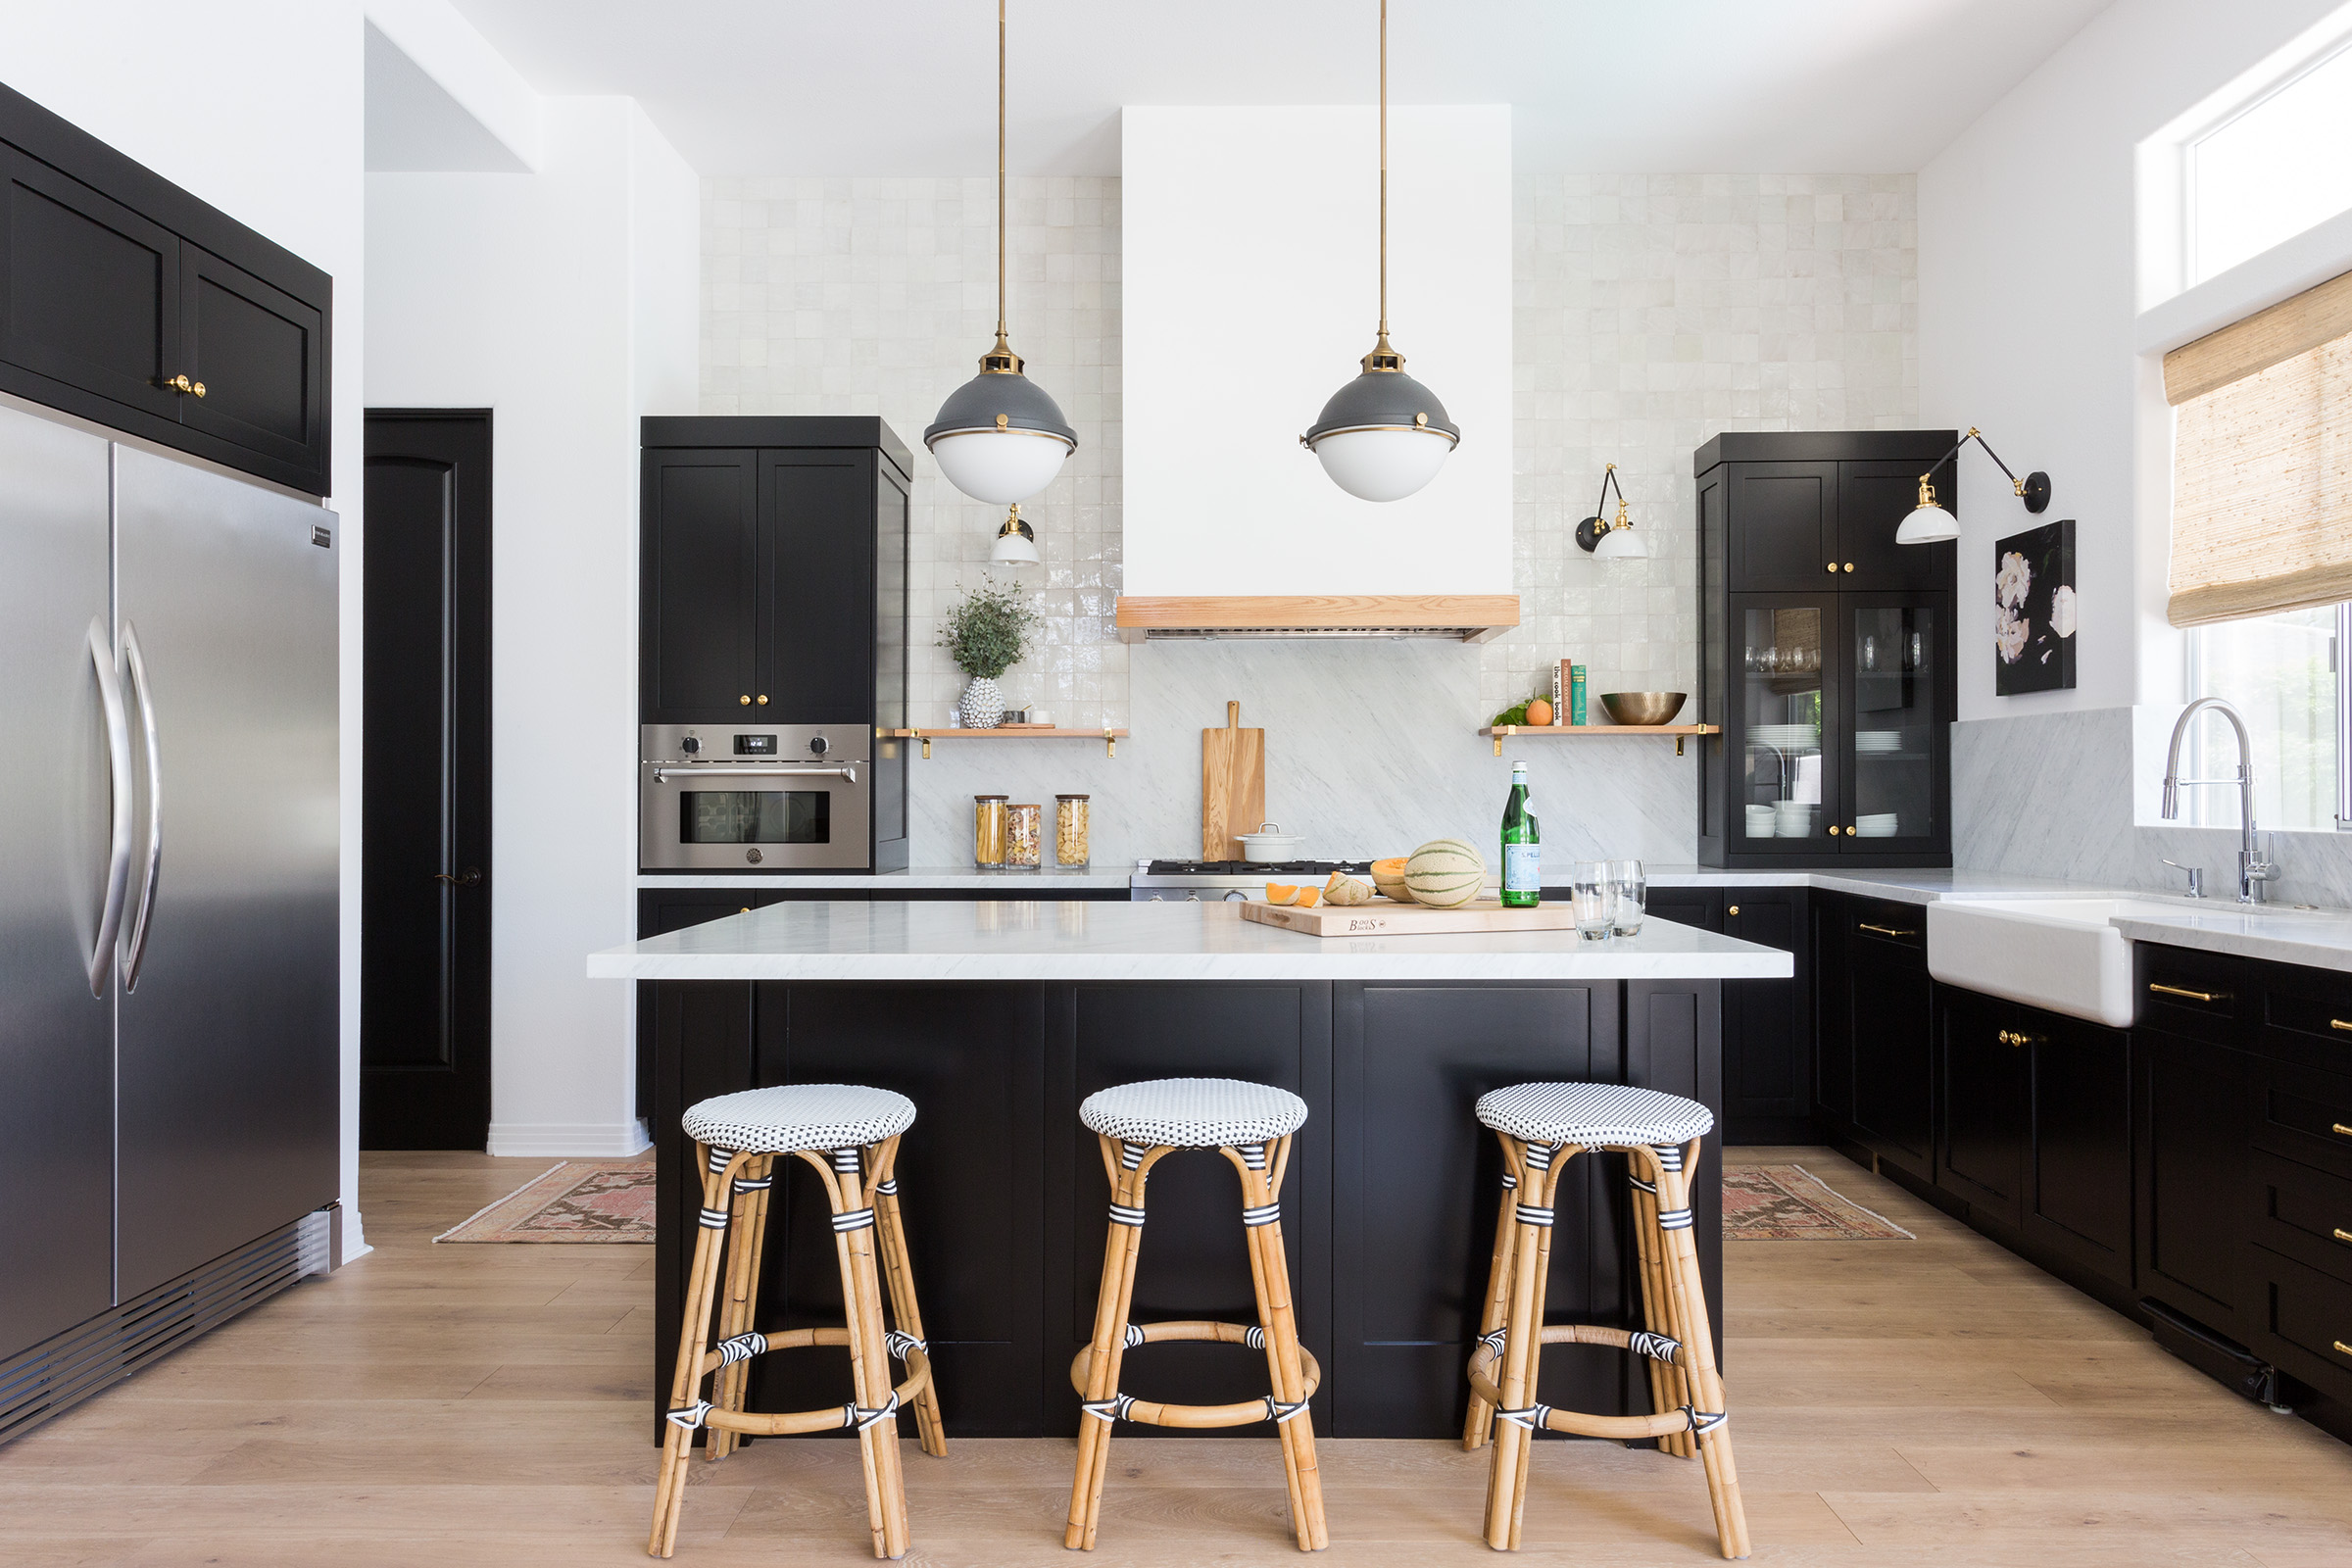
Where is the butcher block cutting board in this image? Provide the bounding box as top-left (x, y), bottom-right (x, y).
top-left (1200, 700), bottom-right (1265, 860)
top-left (1240, 898), bottom-right (1580, 938)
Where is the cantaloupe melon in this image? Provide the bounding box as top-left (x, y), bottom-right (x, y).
top-left (1369, 857), bottom-right (1414, 902)
top-left (1403, 839), bottom-right (1487, 908)
top-left (1323, 870), bottom-right (1374, 906)
top-left (1264, 883), bottom-right (1301, 906)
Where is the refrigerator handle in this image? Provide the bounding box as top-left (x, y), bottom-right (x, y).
top-left (120, 620), bottom-right (163, 992)
top-left (85, 619), bottom-right (133, 998)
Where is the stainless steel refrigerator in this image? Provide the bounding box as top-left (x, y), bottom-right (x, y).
top-left (0, 400), bottom-right (338, 1434)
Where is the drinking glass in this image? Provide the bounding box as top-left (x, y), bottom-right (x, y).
top-left (1607, 858), bottom-right (1645, 936)
top-left (1571, 861), bottom-right (1614, 941)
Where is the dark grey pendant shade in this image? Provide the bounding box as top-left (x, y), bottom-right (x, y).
top-left (1302, 366), bottom-right (1459, 446)
top-left (923, 364), bottom-right (1078, 449)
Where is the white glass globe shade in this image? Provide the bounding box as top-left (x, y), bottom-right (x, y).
top-left (1592, 524), bottom-right (1646, 560)
top-left (1895, 501), bottom-right (1959, 545)
top-left (990, 524), bottom-right (1041, 565)
top-left (1307, 427), bottom-right (1454, 503)
top-left (929, 429), bottom-right (1071, 507)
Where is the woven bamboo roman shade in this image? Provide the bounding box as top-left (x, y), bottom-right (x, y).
top-left (2165, 269), bottom-right (2352, 627)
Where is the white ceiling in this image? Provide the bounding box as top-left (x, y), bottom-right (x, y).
top-left (446, 0), bottom-right (2111, 175)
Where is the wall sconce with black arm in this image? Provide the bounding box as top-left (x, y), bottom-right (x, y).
top-left (1896, 426), bottom-right (2051, 545)
top-left (1573, 463), bottom-right (1646, 560)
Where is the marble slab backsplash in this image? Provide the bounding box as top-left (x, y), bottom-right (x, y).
top-left (906, 639), bottom-right (1697, 871)
top-left (1954, 706), bottom-right (2352, 910)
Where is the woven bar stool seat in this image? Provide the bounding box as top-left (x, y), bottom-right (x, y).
top-left (649, 1085), bottom-right (945, 1561)
top-left (1462, 1082), bottom-right (1750, 1559)
top-left (1065, 1077), bottom-right (1328, 1553)
top-left (1472, 1082), bottom-right (1713, 1150)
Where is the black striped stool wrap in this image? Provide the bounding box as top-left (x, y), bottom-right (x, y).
top-left (1460, 1082), bottom-right (1749, 1559)
top-left (649, 1084), bottom-right (947, 1562)
top-left (1064, 1078), bottom-right (1328, 1552)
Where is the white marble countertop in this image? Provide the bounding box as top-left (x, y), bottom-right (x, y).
top-left (636, 866), bottom-right (1136, 891)
top-left (2108, 905), bottom-right (2352, 974)
top-left (588, 898), bottom-right (1795, 983)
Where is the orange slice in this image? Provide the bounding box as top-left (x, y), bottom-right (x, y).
top-left (1264, 883), bottom-right (1301, 905)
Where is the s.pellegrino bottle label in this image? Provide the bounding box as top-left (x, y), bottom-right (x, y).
top-left (1501, 760), bottom-right (1540, 906)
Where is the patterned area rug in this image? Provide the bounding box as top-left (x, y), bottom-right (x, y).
top-left (1724, 1163), bottom-right (1914, 1241)
top-left (434, 1160), bottom-right (657, 1243)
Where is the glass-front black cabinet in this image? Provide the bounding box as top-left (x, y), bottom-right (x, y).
top-left (1697, 433), bottom-right (1957, 867)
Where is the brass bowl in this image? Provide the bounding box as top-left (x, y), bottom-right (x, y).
top-left (1598, 690), bottom-right (1689, 726)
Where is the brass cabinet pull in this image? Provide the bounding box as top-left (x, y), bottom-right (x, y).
top-left (2334, 1228), bottom-right (2352, 1246)
top-left (191, 380), bottom-right (205, 397)
top-left (165, 373), bottom-right (207, 397)
top-left (1858, 922), bottom-right (1917, 938)
top-left (2332, 1019), bottom-right (2352, 1034)
top-left (2335, 1123), bottom-right (2352, 1139)
top-left (2147, 982), bottom-right (2230, 1004)
top-left (1997, 1029), bottom-right (2041, 1048)
top-left (2337, 1341), bottom-right (2352, 1358)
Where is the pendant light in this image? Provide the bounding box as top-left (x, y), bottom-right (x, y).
top-left (1300, 0), bottom-right (1460, 503)
top-left (1896, 426), bottom-right (2051, 545)
top-left (924, 0), bottom-right (1076, 507)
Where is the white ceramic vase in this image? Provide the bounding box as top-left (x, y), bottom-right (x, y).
top-left (961, 676), bottom-right (1004, 729)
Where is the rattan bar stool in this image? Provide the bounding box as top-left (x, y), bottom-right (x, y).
top-left (1065, 1076), bottom-right (1329, 1553)
top-left (648, 1084), bottom-right (947, 1561)
top-left (1460, 1082), bottom-right (1749, 1559)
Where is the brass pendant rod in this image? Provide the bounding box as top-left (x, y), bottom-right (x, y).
top-left (1377, 0), bottom-right (1388, 341)
top-left (998, 0), bottom-right (1007, 344)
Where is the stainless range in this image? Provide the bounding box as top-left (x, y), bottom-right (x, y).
top-left (1129, 858), bottom-right (1377, 902)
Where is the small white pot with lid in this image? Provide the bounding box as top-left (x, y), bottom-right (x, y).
top-left (1236, 822), bottom-right (1307, 862)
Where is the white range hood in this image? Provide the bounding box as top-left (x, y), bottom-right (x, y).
top-left (1116, 105), bottom-right (1516, 643)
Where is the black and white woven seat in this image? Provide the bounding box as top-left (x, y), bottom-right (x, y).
top-left (650, 1085), bottom-right (943, 1561)
top-left (1473, 1082), bottom-right (1714, 1150)
top-left (1064, 1076), bottom-right (1327, 1552)
top-left (680, 1083), bottom-right (916, 1154)
top-left (1078, 1076), bottom-right (1308, 1150)
top-left (1463, 1080), bottom-right (1748, 1559)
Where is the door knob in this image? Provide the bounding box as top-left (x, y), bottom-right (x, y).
top-left (434, 867), bottom-right (483, 887)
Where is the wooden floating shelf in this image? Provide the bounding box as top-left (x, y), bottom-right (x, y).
top-left (886, 727), bottom-right (1129, 759)
top-left (1480, 723), bottom-right (1720, 757)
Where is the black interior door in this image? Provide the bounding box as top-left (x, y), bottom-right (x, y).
top-left (1727, 462), bottom-right (1838, 592)
top-left (179, 243), bottom-right (325, 477)
top-left (1838, 460), bottom-right (1953, 590)
top-left (1936, 989), bottom-right (2027, 1225)
top-left (0, 148), bottom-right (181, 423)
top-left (361, 412), bottom-right (493, 1150)
top-left (760, 451), bottom-right (873, 723)
top-left (641, 448), bottom-right (759, 722)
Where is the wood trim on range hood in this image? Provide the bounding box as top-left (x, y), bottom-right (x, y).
top-left (1113, 594), bottom-right (1519, 644)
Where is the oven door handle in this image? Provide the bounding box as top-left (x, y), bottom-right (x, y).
top-left (652, 763), bottom-right (858, 784)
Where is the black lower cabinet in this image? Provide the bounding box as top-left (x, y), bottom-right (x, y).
top-left (1843, 903), bottom-right (1934, 1181)
top-left (1935, 986), bottom-right (2027, 1225)
top-left (648, 975), bottom-right (1727, 1441)
top-left (1642, 887), bottom-right (1806, 1145)
top-left (2021, 1012), bottom-right (2132, 1281)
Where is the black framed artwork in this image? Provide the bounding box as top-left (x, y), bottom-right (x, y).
top-left (1993, 517), bottom-right (2076, 695)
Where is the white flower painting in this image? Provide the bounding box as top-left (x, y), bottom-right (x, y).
top-left (1993, 519), bottom-right (2076, 695)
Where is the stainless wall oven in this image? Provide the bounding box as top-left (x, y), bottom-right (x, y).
top-left (639, 723), bottom-right (871, 870)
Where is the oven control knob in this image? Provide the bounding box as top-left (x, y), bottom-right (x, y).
top-left (1186, 893), bottom-right (1200, 902)
top-left (1223, 890), bottom-right (1248, 901)
top-left (808, 736), bottom-right (828, 757)
top-left (746, 848), bottom-right (763, 863)
top-left (680, 736), bottom-right (701, 755)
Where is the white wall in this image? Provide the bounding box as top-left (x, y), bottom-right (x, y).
top-left (368, 98), bottom-right (698, 1157)
top-left (1918, 0), bottom-right (2347, 722)
top-left (0, 0), bottom-right (371, 1256)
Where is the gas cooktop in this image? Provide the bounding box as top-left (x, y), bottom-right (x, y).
top-left (1131, 858), bottom-right (1377, 901)
top-left (1142, 858), bottom-right (1375, 878)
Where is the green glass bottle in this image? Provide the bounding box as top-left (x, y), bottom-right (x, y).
top-left (1500, 760), bottom-right (1540, 907)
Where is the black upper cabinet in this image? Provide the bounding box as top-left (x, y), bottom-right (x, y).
top-left (0, 84), bottom-right (330, 495)
top-left (640, 418), bottom-right (912, 729)
top-left (1695, 432), bottom-right (1957, 868)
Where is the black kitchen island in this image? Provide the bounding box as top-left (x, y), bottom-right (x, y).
top-left (590, 899), bottom-right (1788, 1441)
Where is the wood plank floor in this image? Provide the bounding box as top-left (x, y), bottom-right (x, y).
top-left (3, 1147), bottom-right (2348, 1565)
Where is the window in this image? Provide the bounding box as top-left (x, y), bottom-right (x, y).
top-left (2183, 607), bottom-right (2340, 830)
top-left (2191, 38), bottom-right (2352, 282)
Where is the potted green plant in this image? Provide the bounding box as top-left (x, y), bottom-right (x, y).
top-left (936, 575), bottom-right (1039, 729)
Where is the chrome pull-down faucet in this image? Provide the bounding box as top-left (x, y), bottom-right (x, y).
top-left (2160, 697), bottom-right (2279, 904)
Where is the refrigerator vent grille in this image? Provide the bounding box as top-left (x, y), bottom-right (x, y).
top-left (0, 1215), bottom-right (319, 1446)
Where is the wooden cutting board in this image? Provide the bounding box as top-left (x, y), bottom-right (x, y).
top-left (1240, 897), bottom-right (1580, 938)
top-left (1200, 700), bottom-right (1265, 860)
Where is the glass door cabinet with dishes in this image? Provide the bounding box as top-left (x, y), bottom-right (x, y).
top-left (1694, 432), bottom-right (1957, 867)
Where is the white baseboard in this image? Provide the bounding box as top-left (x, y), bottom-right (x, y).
top-left (486, 1120), bottom-right (655, 1158)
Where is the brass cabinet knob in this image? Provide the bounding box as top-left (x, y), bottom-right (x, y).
top-left (1728, 905), bottom-right (1740, 916)
top-left (756, 694), bottom-right (769, 706)
top-left (1828, 824), bottom-right (1840, 836)
top-left (1827, 562), bottom-right (1837, 573)
top-left (191, 380), bottom-right (206, 398)
top-left (739, 695), bottom-right (752, 706)
top-left (1843, 563), bottom-right (1854, 572)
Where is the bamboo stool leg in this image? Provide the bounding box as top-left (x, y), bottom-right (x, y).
top-left (1066, 1138), bottom-right (1159, 1552)
top-left (804, 1146), bottom-right (911, 1561)
top-left (1505, 1147), bottom-right (1567, 1552)
top-left (867, 1135), bottom-right (948, 1459)
top-left (649, 1145), bottom-right (739, 1559)
top-left (706, 1153), bottom-right (772, 1462)
top-left (1482, 1136), bottom-right (1564, 1552)
top-left (1655, 1142), bottom-right (1749, 1560)
top-left (1229, 1137), bottom-right (1328, 1551)
top-left (1461, 1157), bottom-right (1524, 1450)
top-left (1630, 1155), bottom-right (1693, 1459)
